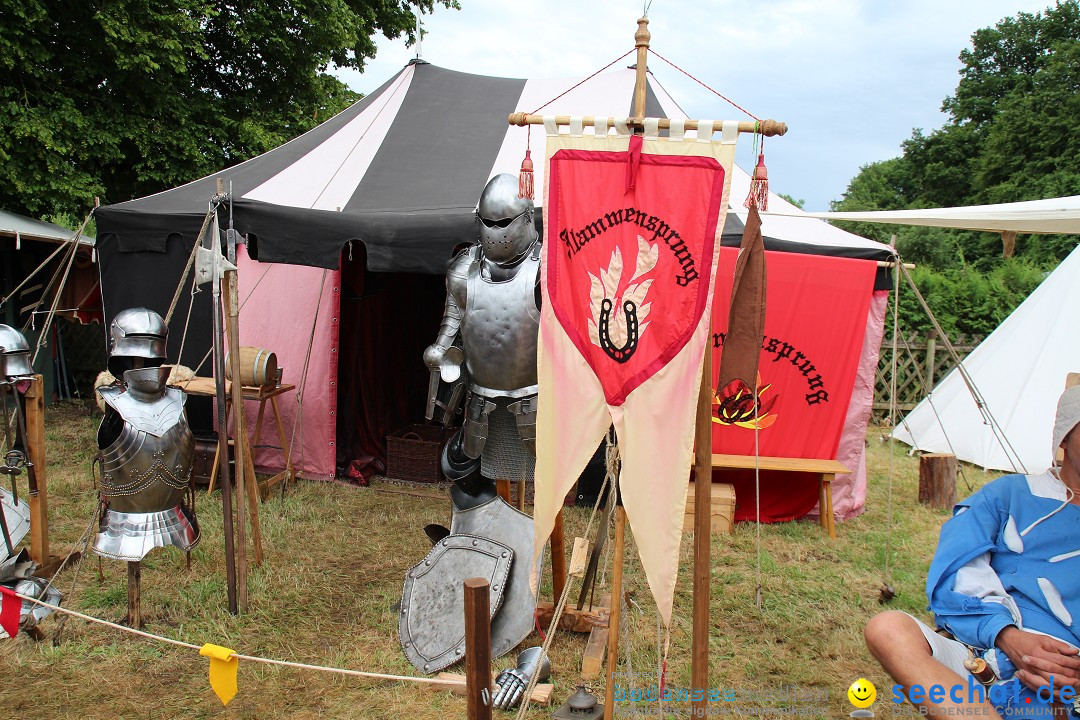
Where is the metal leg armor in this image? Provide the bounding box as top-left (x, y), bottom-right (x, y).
top-left (462, 393), bottom-right (495, 459)
top-left (506, 396), bottom-right (538, 457)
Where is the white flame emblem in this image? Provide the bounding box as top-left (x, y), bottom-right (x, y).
top-left (587, 236), bottom-right (658, 363)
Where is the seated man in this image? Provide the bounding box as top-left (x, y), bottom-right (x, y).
top-left (865, 385), bottom-right (1080, 719)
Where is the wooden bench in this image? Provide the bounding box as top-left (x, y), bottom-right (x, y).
top-left (710, 454), bottom-right (850, 539)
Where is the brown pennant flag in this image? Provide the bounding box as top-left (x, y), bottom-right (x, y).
top-left (717, 204), bottom-right (768, 404)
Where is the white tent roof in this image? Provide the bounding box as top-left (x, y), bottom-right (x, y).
top-left (892, 243), bottom-right (1080, 472)
top-left (767, 195), bottom-right (1080, 235)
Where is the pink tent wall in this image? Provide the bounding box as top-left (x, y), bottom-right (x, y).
top-left (235, 246), bottom-right (339, 479)
top-left (808, 290), bottom-right (888, 522)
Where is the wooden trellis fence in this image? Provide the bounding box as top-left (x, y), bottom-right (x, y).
top-left (873, 331), bottom-right (982, 422)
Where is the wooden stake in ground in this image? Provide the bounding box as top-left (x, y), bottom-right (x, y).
top-left (918, 454), bottom-right (957, 509)
top-left (464, 577), bottom-right (492, 720)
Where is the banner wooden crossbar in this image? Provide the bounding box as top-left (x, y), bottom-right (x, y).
top-left (507, 113), bottom-right (787, 137)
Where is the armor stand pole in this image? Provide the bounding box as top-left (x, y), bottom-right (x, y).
top-left (126, 561), bottom-right (141, 628)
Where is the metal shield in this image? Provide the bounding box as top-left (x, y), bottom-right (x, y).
top-left (399, 533), bottom-right (512, 674)
top-left (450, 496), bottom-right (543, 659)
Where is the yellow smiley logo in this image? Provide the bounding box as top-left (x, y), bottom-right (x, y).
top-left (847, 678), bottom-right (876, 708)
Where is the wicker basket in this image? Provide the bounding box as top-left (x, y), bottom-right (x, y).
top-left (386, 424), bottom-right (454, 483)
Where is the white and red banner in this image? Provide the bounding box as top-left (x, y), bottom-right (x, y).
top-left (533, 126), bottom-right (737, 624)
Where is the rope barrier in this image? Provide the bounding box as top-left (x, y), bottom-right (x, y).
top-left (10, 590), bottom-right (466, 688)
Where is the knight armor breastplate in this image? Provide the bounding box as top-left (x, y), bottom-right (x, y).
top-left (460, 247), bottom-right (541, 396)
top-left (94, 384), bottom-right (199, 561)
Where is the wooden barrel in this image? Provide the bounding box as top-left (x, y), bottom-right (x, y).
top-left (225, 346), bottom-right (278, 387)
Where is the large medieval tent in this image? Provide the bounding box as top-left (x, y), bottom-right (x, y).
top-left (95, 60), bottom-right (892, 522)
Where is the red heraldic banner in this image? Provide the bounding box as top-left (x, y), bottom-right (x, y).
top-left (710, 249), bottom-right (877, 520)
top-left (534, 127), bottom-right (737, 625)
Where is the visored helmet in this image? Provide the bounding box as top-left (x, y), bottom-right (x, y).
top-left (476, 174), bottom-right (537, 265)
top-left (108, 308), bottom-right (168, 377)
top-left (0, 324), bottom-right (33, 379)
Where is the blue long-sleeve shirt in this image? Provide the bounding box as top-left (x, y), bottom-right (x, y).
top-left (926, 472), bottom-right (1080, 653)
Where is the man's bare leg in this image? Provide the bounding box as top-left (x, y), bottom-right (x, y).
top-left (865, 611), bottom-right (1002, 718)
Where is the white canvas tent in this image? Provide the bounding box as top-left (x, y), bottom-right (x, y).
top-left (891, 243), bottom-right (1080, 472)
top-left (768, 195), bottom-right (1080, 235)
top-left (801, 195), bottom-right (1080, 472)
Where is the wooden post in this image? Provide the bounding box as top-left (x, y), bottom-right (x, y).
top-left (464, 577), bottom-right (492, 720)
top-left (126, 561), bottom-right (141, 628)
top-left (603, 505), bottom-right (627, 720)
top-left (918, 453), bottom-right (957, 509)
top-left (223, 273), bottom-right (250, 610)
top-left (551, 509), bottom-right (567, 603)
top-left (515, 478), bottom-right (526, 511)
top-left (495, 479), bottom-right (511, 503)
top-left (691, 342), bottom-right (713, 713)
top-left (22, 376), bottom-right (48, 565)
top-left (924, 330), bottom-right (938, 394)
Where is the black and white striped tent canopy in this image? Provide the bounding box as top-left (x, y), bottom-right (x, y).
top-left (96, 60), bottom-right (891, 277)
top-left (92, 60), bottom-right (893, 479)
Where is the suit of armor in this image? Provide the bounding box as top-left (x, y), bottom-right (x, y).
top-left (93, 309), bottom-right (199, 561)
top-left (403, 175), bottom-right (544, 673)
top-left (425, 173), bottom-right (541, 481)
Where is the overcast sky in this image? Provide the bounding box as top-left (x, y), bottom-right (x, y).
top-left (337, 0), bottom-right (1055, 211)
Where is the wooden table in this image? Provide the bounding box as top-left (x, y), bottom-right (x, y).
top-left (174, 376), bottom-right (296, 500)
top-left (710, 453), bottom-right (850, 539)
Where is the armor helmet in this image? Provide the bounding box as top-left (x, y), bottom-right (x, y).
top-left (476, 174), bottom-right (537, 265)
top-left (108, 308), bottom-right (168, 377)
top-left (0, 324), bottom-right (33, 379)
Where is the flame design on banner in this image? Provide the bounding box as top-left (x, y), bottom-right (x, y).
top-left (587, 236), bottom-right (658, 363)
top-left (712, 374), bottom-right (779, 430)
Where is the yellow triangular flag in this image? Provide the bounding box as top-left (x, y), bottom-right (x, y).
top-left (200, 643), bottom-right (238, 706)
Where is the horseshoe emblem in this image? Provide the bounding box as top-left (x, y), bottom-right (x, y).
top-left (598, 298), bottom-right (640, 363)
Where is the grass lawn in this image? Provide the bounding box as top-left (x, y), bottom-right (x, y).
top-left (0, 401), bottom-right (1001, 719)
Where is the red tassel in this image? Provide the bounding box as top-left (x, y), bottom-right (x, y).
top-left (743, 152), bottom-right (769, 211)
top-left (0, 587), bottom-right (20, 638)
top-left (518, 149), bottom-right (534, 200)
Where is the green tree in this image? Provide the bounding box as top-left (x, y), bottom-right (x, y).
top-left (0, 0), bottom-right (456, 218)
top-left (832, 2), bottom-right (1078, 339)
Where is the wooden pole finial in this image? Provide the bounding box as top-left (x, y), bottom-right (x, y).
top-left (635, 17), bottom-right (650, 48)
top-left (632, 18), bottom-right (651, 119)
